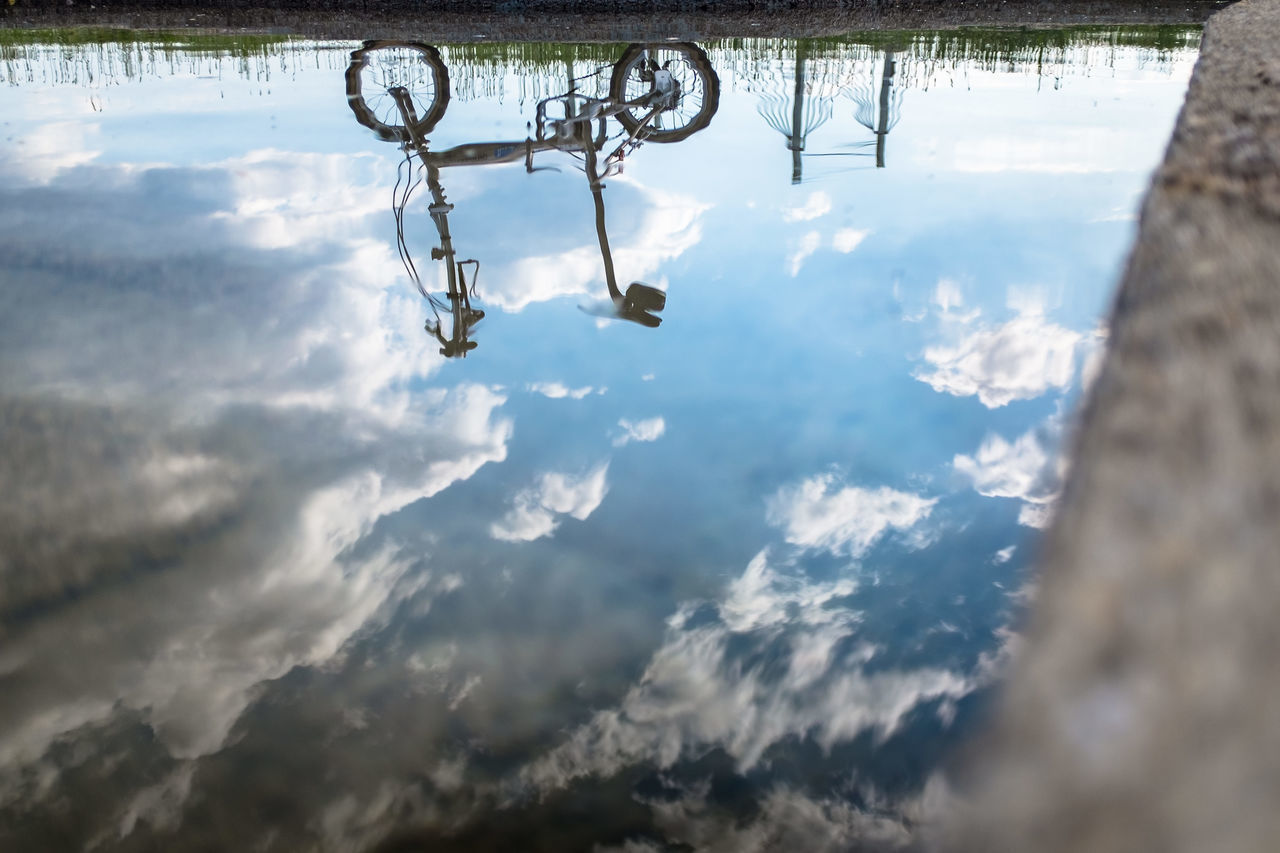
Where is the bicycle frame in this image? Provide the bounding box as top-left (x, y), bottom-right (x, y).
top-left (371, 44), bottom-right (713, 354)
top-left (390, 87), bottom-right (483, 357)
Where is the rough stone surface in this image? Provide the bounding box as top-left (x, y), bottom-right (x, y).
top-left (0, 1), bottom-right (1229, 41)
top-left (941, 1), bottom-right (1280, 850)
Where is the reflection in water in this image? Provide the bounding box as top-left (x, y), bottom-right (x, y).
top-left (851, 52), bottom-right (903, 168)
top-left (0, 26), bottom-right (1198, 853)
top-left (757, 41), bottom-right (836, 184)
top-left (757, 44), bottom-right (901, 182)
top-left (352, 41), bottom-right (487, 357)
top-left (1, 27), bottom-right (1202, 94)
top-left (350, 41), bottom-right (721, 353)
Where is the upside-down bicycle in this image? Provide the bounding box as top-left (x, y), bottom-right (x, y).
top-left (346, 41), bottom-right (720, 357)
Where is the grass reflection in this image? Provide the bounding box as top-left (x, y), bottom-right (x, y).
top-left (1, 24), bottom-right (1200, 93)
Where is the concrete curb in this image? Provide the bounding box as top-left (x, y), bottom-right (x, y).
top-left (942, 0), bottom-right (1280, 850)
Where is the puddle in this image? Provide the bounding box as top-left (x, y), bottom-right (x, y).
top-left (0, 27), bottom-right (1199, 851)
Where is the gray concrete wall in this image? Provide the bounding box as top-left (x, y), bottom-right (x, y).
top-left (941, 1), bottom-right (1280, 850)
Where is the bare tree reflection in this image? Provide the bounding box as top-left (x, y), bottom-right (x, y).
top-left (848, 51), bottom-right (904, 168)
top-left (757, 44), bottom-right (904, 181)
top-left (757, 41), bottom-right (835, 184)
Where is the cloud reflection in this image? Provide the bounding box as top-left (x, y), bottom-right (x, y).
top-left (783, 191), bottom-right (832, 223)
top-left (5, 120), bottom-right (102, 183)
top-left (527, 382), bottom-right (603, 399)
top-left (490, 463), bottom-right (611, 542)
top-left (787, 230), bottom-right (822, 277)
top-left (954, 423), bottom-right (1065, 529)
top-left (521, 548), bottom-right (975, 792)
top-left (0, 144), bottom-right (515, 806)
top-left (915, 300), bottom-right (1082, 408)
top-left (479, 183), bottom-right (709, 313)
top-left (765, 474), bottom-right (936, 558)
top-left (833, 227), bottom-right (870, 253)
top-left (633, 784), bottom-right (917, 853)
top-left (613, 416), bottom-right (666, 447)
top-left (0, 384), bottom-right (511, 773)
top-left (0, 27), bottom-right (1192, 851)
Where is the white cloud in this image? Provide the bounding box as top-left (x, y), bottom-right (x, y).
top-left (213, 149), bottom-right (389, 252)
top-left (950, 127), bottom-right (1134, 175)
top-left (482, 183), bottom-right (709, 313)
top-left (0, 147), bottom-right (515, 795)
top-left (490, 463), bottom-right (610, 542)
top-left (783, 191), bottom-right (832, 222)
top-left (1017, 503), bottom-right (1055, 529)
top-left (974, 625), bottom-right (1025, 683)
top-left (108, 764), bottom-right (197, 843)
top-left (4, 120), bottom-right (102, 183)
top-left (954, 425), bottom-right (1064, 529)
top-left (832, 227), bottom-right (870, 253)
top-left (519, 549), bottom-right (977, 793)
top-left (787, 231), bottom-right (822, 277)
top-left (931, 278), bottom-right (982, 323)
top-left (720, 551), bottom-right (858, 633)
top-left (955, 432), bottom-right (1053, 501)
top-left (642, 785), bottom-right (917, 853)
top-left (1080, 326), bottom-right (1109, 393)
top-left (1, 148), bottom-right (436, 420)
top-left (527, 382), bottom-right (600, 400)
top-left (993, 545), bottom-right (1017, 565)
top-left (915, 305), bottom-right (1082, 408)
top-left (0, 383), bottom-right (512, 775)
top-left (765, 474), bottom-right (937, 558)
top-left (935, 279), bottom-right (965, 312)
top-left (613, 417), bottom-right (666, 447)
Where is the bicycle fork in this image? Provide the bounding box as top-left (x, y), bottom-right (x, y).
top-left (390, 86), bottom-right (483, 355)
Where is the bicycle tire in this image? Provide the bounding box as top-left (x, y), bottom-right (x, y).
top-left (609, 43), bottom-right (720, 144)
top-left (347, 41), bottom-right (450, 142)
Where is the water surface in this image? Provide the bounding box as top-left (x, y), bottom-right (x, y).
top-left (0, 26), bottom-right (1198, 852)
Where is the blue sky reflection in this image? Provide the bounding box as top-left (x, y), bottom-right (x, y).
top-left (0, 30), bottom-right (1197, 851)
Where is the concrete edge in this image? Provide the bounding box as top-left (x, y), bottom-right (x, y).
top-left (940, 0), bottom-right (1280, 850)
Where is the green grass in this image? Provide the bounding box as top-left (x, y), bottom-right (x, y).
top-left (432, 24), bottom-right (1200, 77)
top-left (0, 24), bottom-right (1200, 89)
top-left (0, 27), bottom-right (292, 53)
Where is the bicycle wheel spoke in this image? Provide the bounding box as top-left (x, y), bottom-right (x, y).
top-left (609, 43), bottom-right (718, 143)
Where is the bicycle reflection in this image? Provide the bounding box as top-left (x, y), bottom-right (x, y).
top-left (347, 41), bottom-right (720, 357)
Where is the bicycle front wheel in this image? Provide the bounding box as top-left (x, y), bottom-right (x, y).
top-left (347, 41), bottom-right (450, 142)
top-left (609, 43), bottom-right (720, 144)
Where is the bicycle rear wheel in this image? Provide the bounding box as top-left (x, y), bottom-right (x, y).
top-left (347, 41), bottom-right (450, 142)
top-left (609, 43), bottom-right (720, 144)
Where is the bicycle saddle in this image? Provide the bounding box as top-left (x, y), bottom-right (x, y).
top-left (624, 282), bottom-right (666, 312)
top-left (440, 340), bottom-right (479, 357)
top-left (619, 282), bottom-right (666, 327)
